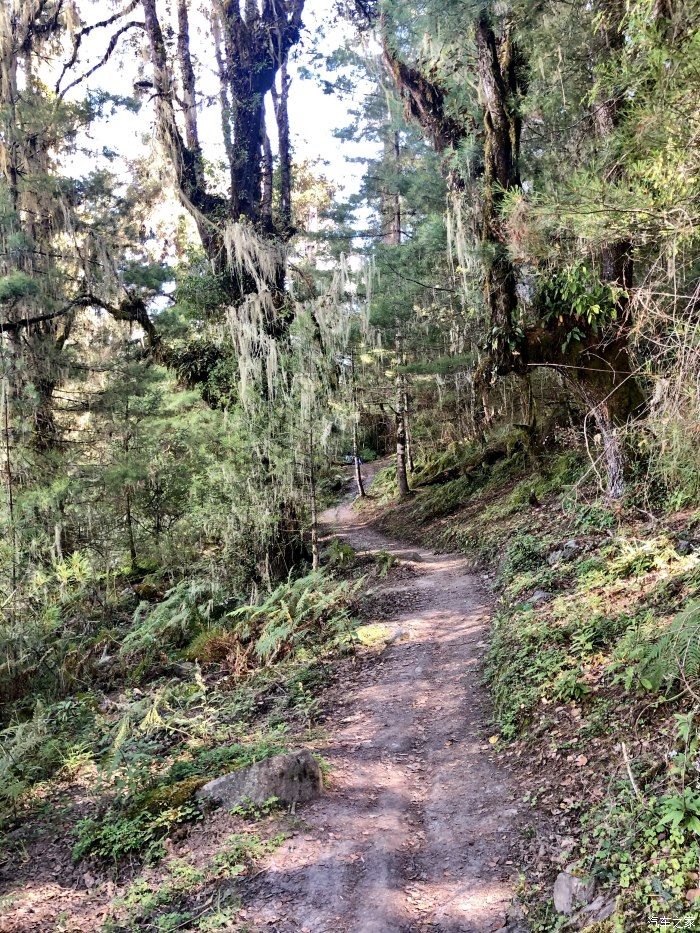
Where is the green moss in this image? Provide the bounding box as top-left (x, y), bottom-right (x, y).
top-left (137, 777), bottom-right (206, 815)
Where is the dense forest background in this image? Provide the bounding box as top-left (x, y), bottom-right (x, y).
top-left (1, 0), bottom-right (700, 929)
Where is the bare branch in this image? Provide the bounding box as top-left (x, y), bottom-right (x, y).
top-left (59, 21), bottom-right (145, 100)
top-left (56, 0), bottom-right (140, 94)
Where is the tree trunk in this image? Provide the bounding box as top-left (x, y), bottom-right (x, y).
top-left (123, 391), bottom-right (137, 570)
top-left (381, 129), bottom-right (402, 245)
top-left (54, 522), bottom-right (64, 563)
top-left (475, 14), bottom-right (525, 373)
top-left (125, 490), bottom-right (137, 571)
top-left (211, 12), bottom-right (237, 203)
top-left (580, 0), bottom-right (643, 498)
top-left (2, 374), bottom-right (17, 601)
top-left (350, 352), bottom-right (366, 497)
top-left (589, 400), bottom-right (625, 500)
top-left (262, 127), bottom-right (274, 232)
top-left (309, 421), bottom-right (319, 571)
top-left (392, 131), bottom-right (402, 244)
top-left (400, 368), bottom-right (414, 472)
top-left (176, 0), bottom-right (203, 183)
top-left (569, 337), bottom-right (642, 499)
top-left (396, 380), bottom-right (410, 498)
top-left (352, 419), bottom-right (365, 498)
top-left (230, 91), bottom-right (267, 224)
top-left (272, 56), bottom-right (293, 233)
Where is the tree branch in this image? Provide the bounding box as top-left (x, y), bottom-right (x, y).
top-left (56, 0), bottom-right (141, 94)
top-left (59, 22), bottom-right (145, 100)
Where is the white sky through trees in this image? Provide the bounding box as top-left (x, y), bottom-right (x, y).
top-left (63, 0), bottom-right (376, 217)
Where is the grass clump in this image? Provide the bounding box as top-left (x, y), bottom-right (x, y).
top-left (103, 829), bottom-right (287, 931)
top-left (73, 798), bottom-right (201, 866)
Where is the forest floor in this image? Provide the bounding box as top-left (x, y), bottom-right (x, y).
top-left (0, 466), bottom-right (528, 933)
top-left (239, 470), bottom-right (526, 932)
top-left (6, 451), bottom-right (697, 930)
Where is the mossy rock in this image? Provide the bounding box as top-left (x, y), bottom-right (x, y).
top-left (355, 623), bottom-right (391, 647)
top-left (133, 777), bottom-right (207, 816)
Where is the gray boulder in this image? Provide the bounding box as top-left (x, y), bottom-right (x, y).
top-left (197, 749), bottom-right (322, 810)
top-left (553, 870), bottom-right (596, 915)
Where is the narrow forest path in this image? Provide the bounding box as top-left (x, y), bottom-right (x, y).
top-left (242, 474), bottom-right (525, 932)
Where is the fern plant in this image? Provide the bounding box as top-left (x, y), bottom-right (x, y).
top-left (225, 571), bottom-right (362, 667)
top-left (119, 579), bottom-right (220, 669)
top-left (612, 601), bottom-right (700, 693)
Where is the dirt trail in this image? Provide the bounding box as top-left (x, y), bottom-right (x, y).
top-left (243, 477), bottom-right (524, 932)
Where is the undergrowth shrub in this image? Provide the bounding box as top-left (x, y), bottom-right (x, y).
top-left (188, 571), bottom-right (361, 673)
top-left (1, 568), bottom-right (358, 838)
top-left (612, 600), bottom-right (700, 694)
top-left (607, 536), bottom-right (680, 579)
top-left (73, 795), bottom-right (201, 865)
top-left (630, 416), bottom-right (700, 512)
top-left (326, 538), bottom-right (356, 568)
top-left (500, 534), bottom-right (547, 582)
top-left (410, 441), bottom-right (479, 486)
top-left (579, 713), bottom-right (700, 924)
top-left (412, 471), bottom-right (489, 520)
top-left (0, 697), bottom-right (98, 817)
top-left (120, 579), bottom-right (221, 674)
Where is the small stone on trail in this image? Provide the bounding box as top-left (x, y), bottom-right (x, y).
top-left (386, 629), bottom-right (409, 645)
top-left (197, 749), bottom-right (322, 809)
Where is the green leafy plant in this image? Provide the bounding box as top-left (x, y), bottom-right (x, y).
top-left (501, 534), bottom-right (547, 580)
top-left (550, 667), bottom-right (590, 702)
top-left (539, 262), bottom-right (623, 342)
top-left (657, 789), bottom-right (700, 835)
top-left (211, 832), bottom-right (286, 878)
top-left (375, 549), bottom-right (396, 578)
top-left (327, 538), bottom-right (356, 567)
top-left (73, 800), bottom-right (200, 865)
